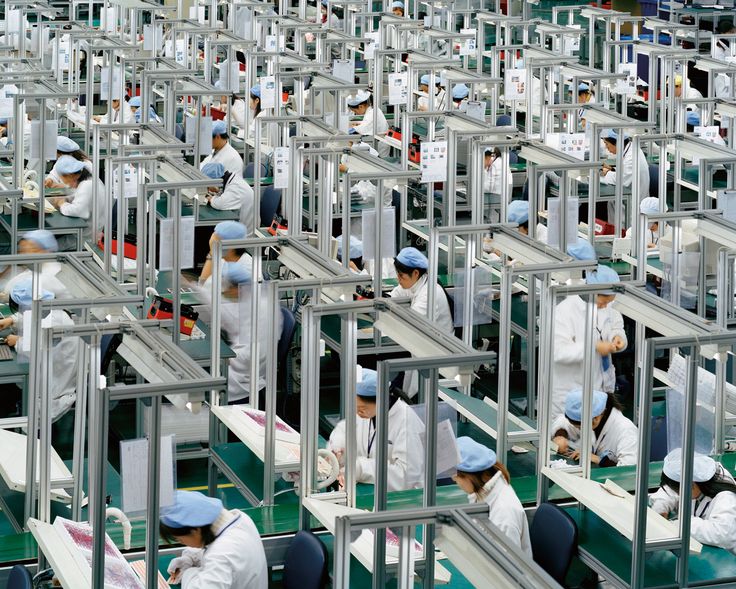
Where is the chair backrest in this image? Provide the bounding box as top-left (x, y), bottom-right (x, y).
top-left (648, 163), bottom-right (659, 198)
top-left (260, 186), bottom-right (282, 226)
top-left (278, 306), bottom-right (297, 368)
top-left (282, 530), bottom-right (329, 589)
top-left (244, 162), bottom-right (269, 180)
top-left (650, 414), bottom-right (668, 461)
top-left (530, 502), bottom-right (578, 584)
top-left (6, 565), bottom-right (32, 589)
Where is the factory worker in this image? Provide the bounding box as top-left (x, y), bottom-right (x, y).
top-left (650, 450), bottom-right (736, 554)
top-left (577, 82), bottom-right (594, 128)
top-left (714, 20), bottom-right (735, 62)
top-left (483, 148), bottom-right (512, 196)
top-left (328, 368), bottom-right (425, 491)
top-left (201, 163), bottom-right (256, 237)
top-left (715, 73), bottom-right (733, 99)
top-left (320, 0), bottom-right (340, 28)
top-left (673, 75), bottom-right (703, 114)
top-left (566, 237), bottom-right (596, 262)
top-left (336, 234), bottom-right (364, 272)
top-left (390, 247), bottom-right (454, 396)
top-left (551, 265), bottom-right (626, 419)
top-left (625, 197), bottom-right (664, 248)
top-left (451, 84), bottom-right (469, 109)
top-left (128, 96), bottom-right (161, 123)
top-left (160, 491), bottom-right (267, 588)
top-left (391, 1), bottom-right (404, 16)
top-left (200, 120), bottom-right (244, 177)
top-left (248, 85), bottom-right (272, 140)
top-left (347, 90), bottom-right (390, 157)
top-left (600, 129), bottom-right (650, 201)
top-left (93, 97), bottom-right (135, 124)
top-left (45, 136), bottom-right (94, 188)
top-left (508, 200), bottom-right (548, 243)
top-left (417, 74), bottom-right (446, 111)
top-left (199, 221), bottom-right (253, 291)
top-left (49, 156), bottom-right (106, 246)
top-left (453, 437), bottom-right (532, 556)
top-left (2, 231), bottom-right (68, 298)
top-left (0, 281), bottom-right (78, 422)
top-left (551, 389), bottom-right (638, 467)
top-left (216, 85), bottom-right (246, 130)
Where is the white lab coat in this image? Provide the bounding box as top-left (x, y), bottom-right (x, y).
top-left (47, 159), bottom-right (94, 186)
top-left (59, 177), bottom-right (107, 243)
top-left (625, 225), bottom-right (659, 247)
top-left (352, 106), bottom-right (390, 158)
top-left (418, 88), bottom-right (447, 111)
top-left (229, 99), bottom-right (246, 129)
top-left (248, 109), bottom-right (272, 140)
top-left (102, 100), bottom-right (135, 124)
top-left (178, 509), bottom-right (268, 589)
top-left (483, 157), bottom-right (512, 196)
top-left (551, 296), bottom-right (627, 420)
top-left (200, 252), bottom-right (254, 293)
top-left (600, 140), bottom-right (650, 200)
top-left (16, 310), bottom-right (78, 421)
top-left (551, 407), bottom-right (638, 466)
top-left (328, 398), bottom-right (425, 491)
top-left (209, 173), bottom-right (255, 231)
top-left (715, 74), bottom-right (733, 99)
top-left (650, 472), bottom-right (736, 554)
top-left (713, 39), bottom-right (732, 62)
top-left (468, 472), bottom-right (533, 557)
top-left (390, 274), bottom-right (455, 397)
top-left (3, 263), bottom-right (70, 299)
top-left (201, 142), bottom-right (244, 178)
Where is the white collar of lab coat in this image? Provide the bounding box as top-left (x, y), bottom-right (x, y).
top-left (209, 509), bottom-right (241, 539)
top-left (406, 274), bottom-right (428, 297)
top-left (470, 470), bottom-right (504, 503)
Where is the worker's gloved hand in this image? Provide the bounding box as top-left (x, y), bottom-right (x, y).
top-left (167, 552), bottom-right (198, 575)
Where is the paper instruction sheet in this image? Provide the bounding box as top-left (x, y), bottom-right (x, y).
top-left (158, 217), bottom-right (195, 270)
top-left (120, 435), bottom-right (176, 515)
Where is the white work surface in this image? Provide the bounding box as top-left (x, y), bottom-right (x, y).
top-left (303, 497), bottom-right (452, 584)
top-left (28, 519), bottom-right (92, 588)
top-left (543, 467), bottom-right (703, 553)
top-left (0, 429), bottom-right (73, 503)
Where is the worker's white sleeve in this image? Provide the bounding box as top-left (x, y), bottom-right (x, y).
top-left (482, 169), bottom-right (491, 192)
top-left (59, 189), bottom-right (92, 219)
top-left (609, 309), bottom-right (627, 351)
top-left (690, 493), bottom-right (736, 549)
top-left (553, 310), bottom-right (586, 365)
top-left (46, 163), bottom-right (62, 185)
top-left (601, 170), bottom-right (617, 185)
top-left (612, 421), bottom-right (639, 467)
top-left (209, 187), bottom-right (241, 211)
top-left (168, 549), bottom-right (201, 573)
top-left (550, 415), bottom-right (574, 439)
top-left (230, 100), bottom-right (246, 128)
top-left (179, 553), bottom-right (233, 589)
top-left (389, 285), bottom-right (410, 299)
top-left (328, 419), bottom-right (346, 452)
top-left (650, 485), bottom-right (679, 516)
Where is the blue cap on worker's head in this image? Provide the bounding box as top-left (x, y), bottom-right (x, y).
top-left (10, 280), bottom-right (54, 308)
top-left (356, 368), bottom-right (377, 397)
top-left (687, 111), bottom-right (701, 127)
top-left (640, 197), bottom-right (663, 216)
top-left (507, 200), bottom-right (529, 224)
top-left (128, 96), bottom-right (141, 108)
top-left (586, 264), bottom-right (620, 295)
top-left (347, 90), bottom-right (371, 108)
top-left (201, 162), bottom-right (225, 179)
top-left (160, 491), bottom-right (223, 528)
top-left (223, 261), bottom-right (252, 286)
top-left (55, 155), bottom-right (86, 175)
top-left (496, 114), bottom-right (512, 126)
top-left (396, 247), bottom-right (428, 270)
top-left (250, 85), bottom-right (261, 99)
top-left (321, 0), bottom-right (328, 5)
top-left (420, 74), bottom-right (430, 86)
top-left (392, 1), bottom-right (405, 9)
top-left (602, 128), bottom-right (618, 142)
top-left (452, 84), bottom-right (469, 100)
top-left (564, 388), bottom-right (607, 421)
top-left (214, 80), bottom-right (225, 91)
top-left (22, 230), bottom-right (58, 253)
top-left (214, 220), bottom-right (247, 240)
top-left (578, 82), bottom-right (590, 93)
top-left (212, 120), bottom-right (228, 137)
top-left (567, 237), bottom-right (596, 261)
top-left (0, 118), bottom-right (8, 126)
top-left (336, 234), bottom-right (363, 260)
top-left (662, 449), bottom-right (717, 483)
top-left (456, 436), bottom-right (496, 473)
top-left (56, 136), bottom-right (80, 153)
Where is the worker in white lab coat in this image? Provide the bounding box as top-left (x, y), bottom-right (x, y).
top-left (390, 247), bottom-right (455, 397)
top-left (199, 221), bottom-right (253, 292)
top-left (451, 83), bottom-right (469, 110)
top-left (93, 97), bottom-right (135, 124)
top-left (417, 74), bottom-right (446, 111)
top-left (45, 136), bottom-right (94, 188)
top-left (215, 81), bottom-right (247, 130)
top-left (576, 82), bottom-right (594, 129)
top-left (328, 368), bottom-right (426, 491)
top-left (347, 90), bottom-right (390, 157)
top-left (391, 0), bottom-right (404, 16)
top-left (551, 388), bottom-right (638, 467)
top-left (247, 84), bottom-right (272, 140)
top-left (0, 281), bottom-right (78, 422)
top-left (714, 21), bottom-right (735, 61)
top-left (600, 129), bottom-right (650, 201)
top-left (2, 231), bottom-right (69, 298)
top-left (551, 265), bottom-right (627, 420)
top-left (201, 162), bottom-right (255, 237)
top-left (320, 0), bottom-right (340, 28)
top-left (161, 491), bottom-right (267, 588)
top-left (650, 450), bottom-right (736, 554)
top-left (336, 234), bottom-right (396, 280)
top-left (453, 437), bottom-right (532, 556)
top-left (625, 197), bottom-right (663, 248)
top-left (49, 156), bottom-right (107, 247)
top-left (673, 74), bottom-right (703, 114)
top-left (200, 120), bottom-right (244, 177)
top-left (128, 95), bottom-right (162, 123)
top-left (507, 200), bottom-right (548, 243)
top-left (483, 148), bottom-right (512, 197)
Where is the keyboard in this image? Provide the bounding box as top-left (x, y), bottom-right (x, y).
top-left (0, 345), bottom-right (12, 361)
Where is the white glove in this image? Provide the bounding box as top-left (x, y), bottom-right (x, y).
top-left (167, 553), bottom-right (197, 575)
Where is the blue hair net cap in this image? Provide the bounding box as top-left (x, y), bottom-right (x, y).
top-left (457, 436), bottom-right (496, 472)
top-left (452, 84), bottom-right (469, 100)
top-left (250, 85), bottom-right (261, 98)
top-left (336, 234), bottom-right (363, 259)
top-left (56, 136), bottom-right (80, 153)
top-left (392, 1), bottom-right (404, 8)
top-left (662, 449), bottom-right (717, 483)
top-left (356, 368), bottom-right (377, 397)
top-left (639, 197), bottom-right (662, 216)
top-left (578, 82), bottom-right (590, 93)
top-left (687, 111), bottom-right (701, 127)
top-left (56, 155), bottom-right (86, 175)
top-left (564, 388), bottom-right (607, 421)
top-left (396, 247), bottom-right (428, 270)
top-left (567, 237), bottom-right (596, 261)
top-left (602, 128), bottom-right (618, 141)
top-left (420, 74), bottom-right (430, 86)
top-left (223, 261), bottom-right (252, 286)
top-left (347, 90), bottom-right (371, 107)
top-left (10, 280), bottom-right (54, 307)
top-left (214, 220), bottom-right (247, 240)
top-left (0, 118), bottom-right (8, 125)
top-left (507, 200), bottom-right (529, 224)
top-left (211, 120), bottom-right (228, 137)
top-left (201, 162), bottom-right (225, 179)
top-left (586, 264), bottom-right (620, 291)
top-left (128, 96), bottom-right (141, 108)
top-left (22, 230), bottom-right (58, 253)
top-left (160, 491), bottom-right (223, 528)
